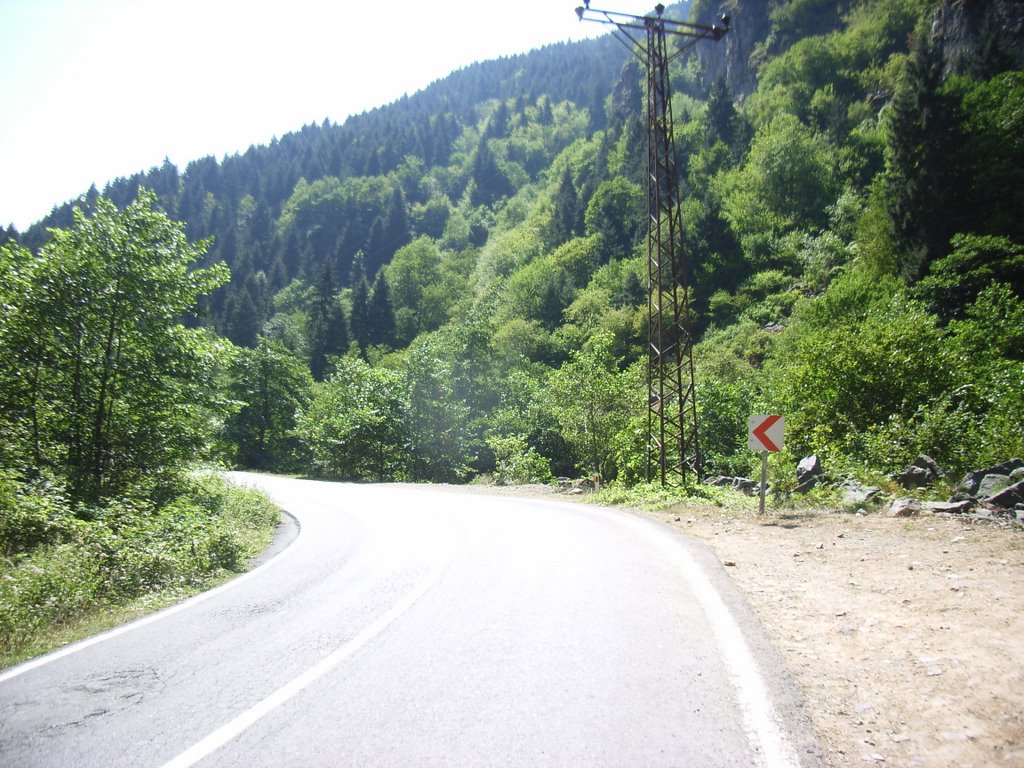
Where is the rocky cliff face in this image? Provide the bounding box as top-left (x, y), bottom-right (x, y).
top-left (932, 0), bottom-right (1024, 76)
top-left (691, 0), bottom-right (1023, 102)
top-left (693, 0), bottom-right (770, 99)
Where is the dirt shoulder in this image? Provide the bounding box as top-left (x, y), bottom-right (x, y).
top-left (459, 483), bottom-right (1024, 767)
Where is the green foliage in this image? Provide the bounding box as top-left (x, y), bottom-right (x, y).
top-left (584, 179), bottom-right (644, 263)
top-left (385, 237), bottom-right (468, 344)
top-left (714, 114), bottom-right (839, 264)
top-left (486, 434), bottom-right (553, 486)
top-left (544, 332), bottom-right (641, 481)
top-left (593, 481), bottom-right (727, 511)
top-left (220, 338), bottom-right (313, 471)
top-left (690, 319), bottom-right (780, 478)
top-left (913, 234), bottom-right (1024, 322)
top-left (306, 261), bottom-right (349, 381)
top-left (0, 191), bottom-right (231, 501)
top-left (295, 357), bottom-right (409, 481)
top-left (0, 474), bottom-right (279, 663)
top-left (956, 71), bottom-right (1024, 244)
top-left (500, 235), bottom-right (602, 332)
top-left (404, 333), bottom-right (476, 482)
top-left (762, 269), bottom-right (950, 470)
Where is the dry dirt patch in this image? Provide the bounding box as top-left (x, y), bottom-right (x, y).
top-left (457, 483), bottom-right (1024, 767)
top-left (649, 502), bottom-right (1024, 768)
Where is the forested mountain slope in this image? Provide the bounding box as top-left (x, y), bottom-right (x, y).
top-left (3, 0), bottom-right (1023, 492)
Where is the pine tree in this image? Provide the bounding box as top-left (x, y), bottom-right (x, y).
top-left (307, 261), bottom-right (349, 381)
top-left (227, 287), bottom-right (261, 348)
top-left (348, 253), bottom-right (372, 354)
top-left (368, 271), bottom-right (397, 348)
top-left (884, 17), bottom-right (965, 281)
top-left (706, 76), bottom-right (737, 148)
top-left (548, 166), bottom-right (581, 248)
top-left (470, 138), bottom-right (512, 208)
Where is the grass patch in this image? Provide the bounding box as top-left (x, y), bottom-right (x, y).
top-left (593, 481), bottom-right (732, 511)
top-left (0, 473), bottom-right (280, 669)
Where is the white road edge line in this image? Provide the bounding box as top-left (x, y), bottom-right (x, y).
top-left (593, 506), bottom-right (803, 768)
top-left (0, 511), bottom-right (302, 685)
top-left (159, 546), bottom-right (455, 768)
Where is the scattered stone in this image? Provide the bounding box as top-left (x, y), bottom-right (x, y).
top-left (706, 475), bottom-right (757, 494)
top-left (923, 500), bottom-right (975, 515)
top-left (796, 454), bottom-right (823, 494)
top-left (986, 480), bottom-right (1024, 509)
top-left (977, 473), bottom-right (1012, 498)
top-left (735, 477), bottom-right (759, 494)
top-left (895, 454), bottom-right (945, 488)
top-left (956, 458), bottom-right (1024, 496)
top-left (888, 498), bottom-right (922, 517)
top-left (896, 465), bottom-right (932, 489)
top-left (842, 482), bottom-right (882, 505)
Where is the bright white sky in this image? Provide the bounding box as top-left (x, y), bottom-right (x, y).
top-left (0, 0), bottom-right (660, 232)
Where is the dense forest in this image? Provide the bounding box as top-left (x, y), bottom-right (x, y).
top-left (2, 0), bottom-right (1023, 575)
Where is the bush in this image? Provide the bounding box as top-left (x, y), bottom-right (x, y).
top-left (487, 434), bottom-right (553, 485)
top-left (0, 474), bottom-right (280, 665)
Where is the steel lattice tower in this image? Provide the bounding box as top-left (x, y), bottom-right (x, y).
top-left (575, 3), bottom-right (728, 485)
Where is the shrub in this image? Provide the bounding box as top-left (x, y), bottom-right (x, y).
top-left (487, 434), bottom-right (553, 485)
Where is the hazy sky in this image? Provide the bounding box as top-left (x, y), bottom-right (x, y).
top-left (0, 0), bottom-right (660, 232)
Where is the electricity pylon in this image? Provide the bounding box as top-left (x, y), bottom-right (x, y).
top-left (575, 3), bottom-right (728, 486)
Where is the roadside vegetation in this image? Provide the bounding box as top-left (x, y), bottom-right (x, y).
top-left (2, 0), bottom-right (1022, 664)
top-left (0, 473), bottom-right (279, 668)
top-left (0, 195), bottom-right (280, 667)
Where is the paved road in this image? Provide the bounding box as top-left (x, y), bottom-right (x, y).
top-left (0, 474), bottom-right (820, 767)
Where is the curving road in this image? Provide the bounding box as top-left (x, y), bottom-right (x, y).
top-left (0, 474), bottom-right (820, 767)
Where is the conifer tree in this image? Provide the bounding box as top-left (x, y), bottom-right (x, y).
top-left (470, 138), bottom-right (512, 207)
top-left (706, 76), bottom-right (737, 148)
top-left (348, 253), bottom-right (372, 354)
top-left (884, 17), bottom-right (964, 281)
top-left (548, 166), bottom-right (581, 248)
top-left (307, 260), bottom-right (349, 381)
top-left (368, 271), bottom-right (397, 348)
top-left (227, 287), bottom-right (261, 349)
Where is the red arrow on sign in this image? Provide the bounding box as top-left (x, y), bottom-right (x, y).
top-left (748, 414), bottom-right (784, 452)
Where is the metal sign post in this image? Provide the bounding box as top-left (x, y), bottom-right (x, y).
top-left (748, 415), bottom-right (784, 514)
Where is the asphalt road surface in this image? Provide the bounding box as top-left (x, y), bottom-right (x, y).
top-left (0, 474), bottom-right (821, 767)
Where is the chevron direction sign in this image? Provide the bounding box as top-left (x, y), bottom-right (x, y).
top-left (748, 414), bottom-right (784, 452)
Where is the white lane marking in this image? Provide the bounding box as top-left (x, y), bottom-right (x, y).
top-left (160, 544), bottom-right (456, 768)
top-left (585, 505), bottom-right (802, 768)
top-left (0, 512), bottom-right (301, 684)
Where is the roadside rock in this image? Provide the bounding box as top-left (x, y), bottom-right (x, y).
top-left (923, 499), bottom-right (975, 515)
top-left (978, 474), bottom-right (1012, 498)
top-left (986, 481), bottom-right (1024, 509)
top-left (888, 497), bottom-right (923, 517)
top-left (796, 454), bottom-right (823, 493)
top-left (896, 454), bottom-right (945, 488)
top-left (841, 482), bottom-right (882, 506)
top-left (956, 458), bottom-right (1024, 496)
top-left (707, 476), bottom-right (759, 495)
